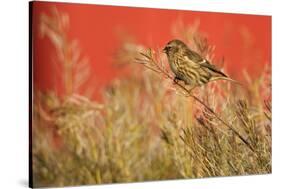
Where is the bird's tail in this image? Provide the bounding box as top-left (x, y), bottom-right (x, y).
top-left (210, 76), bottom-right (241, 85)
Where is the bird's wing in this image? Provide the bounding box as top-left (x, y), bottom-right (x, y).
top-left (200, 62), bottom-right (228, 77)
top-left (182, 50), bottom-right (202, 68)
top-left (184, 48), bottom-right (205, 63)
top-left (184, 48), bottom-right (227, 77)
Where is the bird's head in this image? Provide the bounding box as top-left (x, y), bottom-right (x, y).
top-left (163, 39), bottom-right (187, 56)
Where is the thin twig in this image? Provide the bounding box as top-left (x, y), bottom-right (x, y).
top-left (136, 50), bottom-right (255, 152)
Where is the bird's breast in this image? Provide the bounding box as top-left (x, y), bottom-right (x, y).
top-left (168, 56), bottom-right (180, 75)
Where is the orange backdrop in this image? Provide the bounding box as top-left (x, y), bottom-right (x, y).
top-left (32, 2), bottom-right (271, 98)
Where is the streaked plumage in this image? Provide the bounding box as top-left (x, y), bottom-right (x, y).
top-left (163, 39), bottom-right (235, 87)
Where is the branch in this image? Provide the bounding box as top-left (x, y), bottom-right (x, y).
top-left (135, 49), bottom-right (255, 152)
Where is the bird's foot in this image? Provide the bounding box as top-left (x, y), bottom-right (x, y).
top-left (173, 77), bottom-right (180, 84)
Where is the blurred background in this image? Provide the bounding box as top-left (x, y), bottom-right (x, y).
top-left (32, 2), bottom-right (271, 99)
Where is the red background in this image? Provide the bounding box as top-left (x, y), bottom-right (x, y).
top-left (32, 2), bottom-right (271, 98)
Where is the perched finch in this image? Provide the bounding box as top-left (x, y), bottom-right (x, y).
top-left (163, 39), bottom-right (237, 89)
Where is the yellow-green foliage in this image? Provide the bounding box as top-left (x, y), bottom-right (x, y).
top-left (32, 62), bottom-right (271, 187)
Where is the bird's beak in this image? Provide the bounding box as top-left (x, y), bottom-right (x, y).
top-left (162, 47), bottom-right (167, 53)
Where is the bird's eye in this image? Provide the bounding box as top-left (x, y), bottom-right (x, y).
top-left (166, 46), bottom-right (172, 50)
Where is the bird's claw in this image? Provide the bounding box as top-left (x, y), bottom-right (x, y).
top-left (173, 77), bottom-right (179, 84)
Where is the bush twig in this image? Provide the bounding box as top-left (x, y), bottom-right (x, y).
top-left (135, 49), bottom-right (255, 152)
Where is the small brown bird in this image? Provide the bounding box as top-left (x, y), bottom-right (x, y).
top-left (163, 39), bottom-right (237, 89)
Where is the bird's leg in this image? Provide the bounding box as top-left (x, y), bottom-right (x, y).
top-left (173, 76), bottom-right (180, 84)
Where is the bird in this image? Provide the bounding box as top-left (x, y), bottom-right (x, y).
top-left (163, 39), bottom-right (238, 90)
